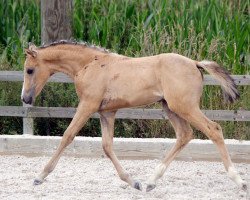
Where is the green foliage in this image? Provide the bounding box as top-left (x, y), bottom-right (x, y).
top-left (0, 0), bottom-right (40, 70)
top-left (0, 0), bottom-right (249, 139)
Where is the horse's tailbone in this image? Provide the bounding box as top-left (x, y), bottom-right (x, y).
top-left (196, 60), bottom-right (240, 103)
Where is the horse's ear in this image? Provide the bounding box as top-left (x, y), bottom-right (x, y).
top-left (25, 49), bottom-right (37, 58)
top-left (25, 43), bottom-right (38, 58)
top-left (28, 42), bottom-right (37, 49)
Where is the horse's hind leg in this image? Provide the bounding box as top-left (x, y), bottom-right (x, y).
top-left (179, 107), bottom-right (247, 191)
top-left (100, 111), bottom-right (142, 191)
top-left (146, 100), bottom-right (193, 192)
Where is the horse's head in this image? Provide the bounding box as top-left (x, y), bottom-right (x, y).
top-left (21, 43), bottom-right (51, 105)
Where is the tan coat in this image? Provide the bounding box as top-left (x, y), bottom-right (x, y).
top-left (22, 41), bottom-right (246, 192)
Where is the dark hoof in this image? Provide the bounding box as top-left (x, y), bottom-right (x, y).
top-left (133, 181), bottom-right (142, 191)
top-left (146, 184), bottom-right (156, 192)
top-left (33, 178), bottom-right (43, 185)
top-left (242, 182), bottom-right (247, 191)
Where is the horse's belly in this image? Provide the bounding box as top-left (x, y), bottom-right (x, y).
top-left (99, 89), bottom-right (163, 111)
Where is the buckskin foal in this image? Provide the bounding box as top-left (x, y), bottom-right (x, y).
top-left (21, 41), bottom-right (247, 192)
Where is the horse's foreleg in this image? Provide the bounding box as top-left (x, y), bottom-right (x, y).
top-left (33, 102), bottom-right (97, 185)
top-left (146, 101), bottom-right (193, 192)
top-left (100, 111), bottom-right (142, 191)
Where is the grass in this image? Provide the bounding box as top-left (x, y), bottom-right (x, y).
top-left (0, 0), bottom-right (249, 139)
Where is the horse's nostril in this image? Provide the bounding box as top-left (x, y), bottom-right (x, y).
top-left (22, 96), bottom-right (33, 105)
top-left (27, 96), bottom-right (33, 104)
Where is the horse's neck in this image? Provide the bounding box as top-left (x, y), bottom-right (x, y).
top-left (40, 47), bottom-right (104, 78)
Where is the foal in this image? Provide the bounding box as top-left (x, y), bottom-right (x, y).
top-left (21, 41), bottom-right (247, 192)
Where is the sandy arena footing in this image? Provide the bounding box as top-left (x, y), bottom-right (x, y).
top-left (0, 155), bottom-right (249, 200)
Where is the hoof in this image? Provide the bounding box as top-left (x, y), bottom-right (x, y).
top-left (146, 184), bottom-right (156, 192)
top-left (33, 178), bottom-right (43, 185)
top-left (241, 181), bottom-right (248, 191)
top-left (133, 181), bottom-right (142, 191)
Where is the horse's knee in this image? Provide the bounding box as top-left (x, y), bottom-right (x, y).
top-left (177, 136), bottom-right (192, 148)
top-left (177, 126), bottom-right (193, 145)
top-left (185, 126), bottom-right (193, 141)
top-left (186, 134), bottom-right (193, 144)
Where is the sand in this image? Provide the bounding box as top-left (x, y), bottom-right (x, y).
top-left (0, 155), bottom-right (249, 200)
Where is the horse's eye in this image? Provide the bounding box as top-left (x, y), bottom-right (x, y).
top-left (27, 68), bottom-right (34, 75)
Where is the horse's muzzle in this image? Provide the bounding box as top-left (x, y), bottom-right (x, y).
top-left (22, 95), bottom-right (33, 105)
top-left (21, 85), bottom-right (35, 105)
